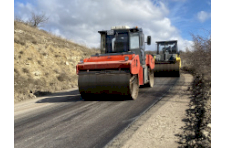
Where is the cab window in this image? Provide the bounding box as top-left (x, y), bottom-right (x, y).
top-left (130, 33), bottom-right (140, 49)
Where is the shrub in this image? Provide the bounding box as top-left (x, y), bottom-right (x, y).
top-left (43, 52), bottom-right (48, 56)
top-left (57, 73), bottom-right (69, 82)
top-left (22, 68), bottom-right (29, 74)
top-left (37, 60), bottom-right (42, 65)
top-left (54, 69), bottom-right (60, 74)
top-left (14, 68), bottom-right (19, 74)
top-left (55, 54), bottom-right (60, 58)
top-left (32, 40), bottom-right (37, 44)
top-left (181, 34), bottom-right (211, 76)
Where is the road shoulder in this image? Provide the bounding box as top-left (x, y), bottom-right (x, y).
top-left (106, 73), bottom-right (193, 148)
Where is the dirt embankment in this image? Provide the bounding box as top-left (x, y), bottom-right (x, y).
top-left (14, 21), bottom-right (99, 103)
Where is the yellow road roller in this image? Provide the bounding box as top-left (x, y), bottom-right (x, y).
top-left (154, 40), bottom-right (181, 77)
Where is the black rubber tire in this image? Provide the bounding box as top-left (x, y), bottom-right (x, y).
top-left (129, 75), bottom-right (139, 100)
top-left (144, 70), bottom-right (154, 88)
top-left (149, 70), bottom-right (154, 87)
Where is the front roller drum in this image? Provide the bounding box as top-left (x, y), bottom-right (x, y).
top-left (154, 62), bottom-right (180, 77)
top-left (78, 73), bottom-right (139, 100)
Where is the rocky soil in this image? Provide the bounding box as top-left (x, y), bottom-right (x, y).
top-left (177, 73), bottom-right (211, 148)
top-left (14, 21), bottom-right (99, 103)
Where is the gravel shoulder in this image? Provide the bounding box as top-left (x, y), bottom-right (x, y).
top-left (106, 73), bottom-right (193, 148)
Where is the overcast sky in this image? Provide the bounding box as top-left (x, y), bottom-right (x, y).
top-left (14, 0), bottom-right (211, 51)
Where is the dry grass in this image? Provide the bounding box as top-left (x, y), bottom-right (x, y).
top-left (14, 21), bottom-right (100, 103)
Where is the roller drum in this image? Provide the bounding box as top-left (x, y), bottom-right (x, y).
top-left (154, 62), bottom-right (180, 77)
top-left (154, 62), bottom-right (180, 72)
top-left (79, 73), bottom-right (130, 95)
top-left (78, 72), bottom-right (139, 100)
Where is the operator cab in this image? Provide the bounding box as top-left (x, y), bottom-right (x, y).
top-left (155, 40), bottom-right (179, 62)
top-left (156, 40), bottom-right (178, 54)
top-left (98, 26), bottom-right (151, 65)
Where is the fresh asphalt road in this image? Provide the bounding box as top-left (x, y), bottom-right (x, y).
top-left (14, 76), bottom-right (179, 148)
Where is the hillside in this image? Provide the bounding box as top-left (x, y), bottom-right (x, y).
top-left (14, 21), bottom-right (99, 103)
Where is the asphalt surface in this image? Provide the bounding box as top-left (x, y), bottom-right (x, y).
top-left (14, 77), bottom-right (179, 148)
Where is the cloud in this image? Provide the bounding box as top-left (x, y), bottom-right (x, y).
top-left (15, 2), bottom-right (35, 21)
top-left (14, 0), bottom-right (193, 51)
top-left (197, 11), bottom-right (211, 23)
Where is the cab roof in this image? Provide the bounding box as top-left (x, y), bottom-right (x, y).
top-left (156, 40), bottom-right (177, 44)
top-left (98, 27), bottom-right (143, 34)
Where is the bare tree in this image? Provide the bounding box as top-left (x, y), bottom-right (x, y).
top-left (29, 12), bottom-right (49, 27)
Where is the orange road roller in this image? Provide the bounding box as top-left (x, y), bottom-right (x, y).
top-left (76, 26), bottom-right (155, 100)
